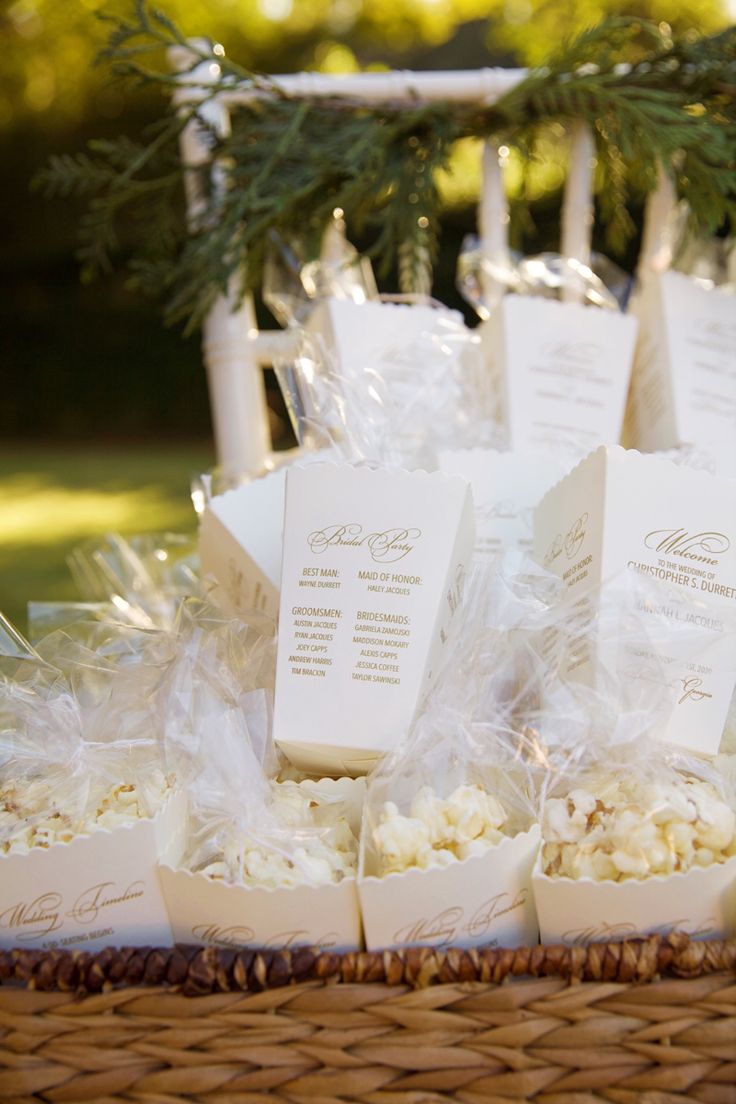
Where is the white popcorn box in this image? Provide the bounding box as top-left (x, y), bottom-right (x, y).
top-left (533, 852), bottom-right (736, 946)
top-left (0, 791), bottom-right (187, 953)
top-left (482, 297), bottom-right (638, 458)
top-left (158, 779), bottom-right (364, 952)
top-left (533, 446), bottom-right (736, 755)
top-left (157, 870), bottom-right (361, 953)
top-left (438, 448), bottom-right (571, 559)
top-left (273, 463), bottom-right (475, 775)
top-left (358, 826), bottom-right (541, 952)
top-left (199, 468), bottom-right (286, 620)
top-left (307, 298), bottom-right (463, 379)
top-left (627, 272), bottom-right (736, 473)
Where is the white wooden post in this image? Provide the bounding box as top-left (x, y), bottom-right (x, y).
top-left (479, 139), bottom-right (511, 313)
top-left (560, 121), bottom-right (596, 304)
top-left (170, 64), bottom-right (531, 465)
top-left (170, 42), bottom-right (271, 478)
top-left (638, 162), bottom-right (678, 277)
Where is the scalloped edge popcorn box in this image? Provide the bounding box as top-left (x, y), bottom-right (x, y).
top-left (305, 299), bottom-right (477, 468)
top-left (533, 446), bottom-right (736, 755)
top-left (438, 448), bottom-right (570, 559)
top-left (653, 445), bottom-right (730, 477)
top-left (358, 825), bottom-right (541, 952)
top-left (626, 272), bottom-right (736, 475)
top-left (533, 851), bottom-right (736, 946)
top-left (481, 297), bottom-right (638, 458)
top-left (199, 467), bottom-right (286, 619)
top-left (157, 869), bottom-right (362, 953)
top-left (273, 463), bottom-right (475, 775)
top-left (307, 299), bottom-right (465, 380)
top-left (0, 791), bottom-right (187, 953)
top-left (158, 779), bottom-right (364, 952)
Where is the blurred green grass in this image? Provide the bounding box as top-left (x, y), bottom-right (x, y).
top-left (0, 444), bottom-right (213, 632)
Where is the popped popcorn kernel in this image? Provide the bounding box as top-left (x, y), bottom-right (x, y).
top-left (542, 773), bottom-right (736, 883)
top-left (0, 773), bottom-right (174, 855)
top-left (197, 781), bottom-right (359, 890)
top-left (373, 783), bottom-right (511, 876)
top-left (374, 811), bottom-right (430, 874)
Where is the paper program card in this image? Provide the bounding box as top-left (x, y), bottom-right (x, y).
top-left (0, 793), bottom-right (186, 953)
top-left (307, 299), bottom-right (464, 380)
top-left (359, 827), bottom-right (541, 952)
top-left (439, 448), bottom-right (570, 559)
top-left (273, 463), bottom-right (475, 775)
top-left (533, 852), bottom-right (736, 946)
top-left (533, 446), bottom-right (736, 756)
top-left (486, 297), bottom-right (638, 459)
top-left (199, 468), bottom-right (285, 619)
top-left (629, 272), bottom-right (736, 469)
top-left (158, 867), bottom-right (361, 953)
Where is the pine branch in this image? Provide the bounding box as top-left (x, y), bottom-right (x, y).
top-left (35, 2), bottom-right (736, 331)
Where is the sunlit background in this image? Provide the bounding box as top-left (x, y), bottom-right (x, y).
top-left (1, 0), bottom-right (731, 628)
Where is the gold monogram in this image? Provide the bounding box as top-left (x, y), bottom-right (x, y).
top-left (307, 525), bottom-right (421, 563)
top-left (644, 528), bottom-right (730, 566)
top-left (678, 676), bottom-right (713, 705)
top-left (393, 891), bottom-right (528, 946)
top-left (192, 923), bottom-right (255, 947)
top-left (66, 881), bottom-right (145, 924)
top-left (0, 880), bottom-right (146, 942)
top-left (0, 894), bottom-right (62, 940)
top-left (545, 512), bottom-right (588, 565)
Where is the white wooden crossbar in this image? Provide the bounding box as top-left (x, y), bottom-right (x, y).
top-left (170, 45), bottom-right (676, 477)
top-left (219, 68), bottom-right (529, 104)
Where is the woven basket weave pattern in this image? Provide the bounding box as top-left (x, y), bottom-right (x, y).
top-left (1, 935), bottom-right (734, 1102)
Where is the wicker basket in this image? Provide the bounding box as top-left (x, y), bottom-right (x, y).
top-left (1, 934), bottom-right (734, 1102)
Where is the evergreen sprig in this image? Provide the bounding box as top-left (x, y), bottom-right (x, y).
top-left (34, 1), bottom-right (736, 332)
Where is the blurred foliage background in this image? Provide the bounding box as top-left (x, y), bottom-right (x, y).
top-left (2, 0), bottom-right (730, 441)
top-left (1, 0), bottom-right (731, 625)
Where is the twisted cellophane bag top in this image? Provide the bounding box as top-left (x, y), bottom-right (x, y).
top-left (272, 301), bottom-right (503, 469)
top-left (456, 241), bottom-right (633, 320)
top-left (262, 221), bottom-right (379, 328)
top-left (26, 532), bottom-right (199, 643)
top-left (68, 532), bottom-right (198, 630)
top-left (160, 603), bottom-right (359, 890)
top-left (363, 558), bottom-right (554, 879)
top-left (0, 611), bottom-right (177, 855)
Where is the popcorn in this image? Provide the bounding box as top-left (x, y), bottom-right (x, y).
top-left (373, 804), bottom-right (430, 873)
top-left (543, 796), bottom-right (588, 844)
top-left (690, 784), bottom-right (736, 851)
top-left (0, 770), bottom-right (174, 855)
top-left (373, 784), bottom-right (510, 876)
top-left (198, 781), bottom-right (359, 890)
top-left (409, 790), bottom-right (452, 848)
top-left (201, 831), bottom-right (357, 889)
top-left (542, 773), bottom-right (736, 882)
top-left (444, 784), bottom-right (507, 843)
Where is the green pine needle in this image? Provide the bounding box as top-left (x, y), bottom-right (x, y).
top-left (34, 3), bottom-right (736, 332)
